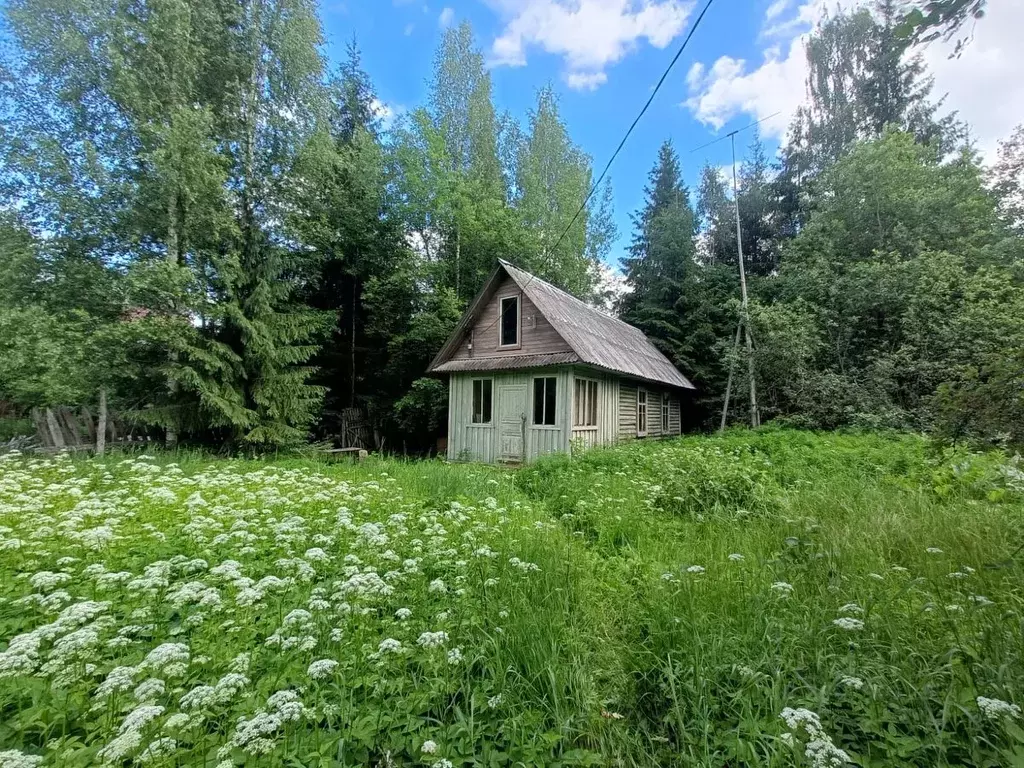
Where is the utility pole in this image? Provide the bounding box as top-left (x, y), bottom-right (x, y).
top-left (729, 132), bottom-right (759, 429)
top-left (691, 114), bottom-right (775, 431)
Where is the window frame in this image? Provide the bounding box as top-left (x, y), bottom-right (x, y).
top-left (471, 378), bottom-right (493, 425)
top-left (532, 376), bottom-right (558, 427)
top-left (498, 295), bottom-right (521, 349)
top-left (662, 395), bottom-right (670, 433)
top-left (573, 378), bottom-right (599, 429)
top-left (637, 388), bottom-right (648, 437)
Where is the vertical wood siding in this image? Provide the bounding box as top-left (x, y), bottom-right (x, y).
top-left (448, 368), bottom-right (685, 462)
top-left (448, 368), bottom-right (572, 463)
top-left (669, 398), bottom-right (681, 435)
top-left (618, 383), bottom-right (637, 440)
top-left (449, 276), bottom-right (571, 360)
top-left (446, 375), bottom-right (495, 462)
top-left (569, 368), bottom-right (619, 452)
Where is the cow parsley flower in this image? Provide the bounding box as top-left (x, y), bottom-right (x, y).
top-left (839, 676), bottom-right (864, 690)
top-left (837, 603), bottom-right (863, 615)
top-left (395, 608), bottom-right (412, 620)
top-left (926, 547), bottom-right (943, 554)
top-left (728, 553), bottom-right (745, 562)
top-left (0, 750), bottom-right (44, 768)
top-left (421, 740), bottom-right (438, 754)
top-left (446, 648), bottom-right (463, 665)
top-left (832, 617), bottom-right (864, 631)
top-left (307, 659), bottom-right (338, 680)
top-left (417, 631), bottom-right (449, 648)
top-left (686, 565), bottom-right (705, 574)
top-left (780, 707), bottom-right (850, 768)
top-left (977, 696), bottom-right (1022, 721)
top-left (771, 582), bottom-right (794, 596)
top-left (378, 638), bottom-right (403, 654)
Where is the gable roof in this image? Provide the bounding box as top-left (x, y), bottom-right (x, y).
top-left (429, 260), bottom-right (695, 390)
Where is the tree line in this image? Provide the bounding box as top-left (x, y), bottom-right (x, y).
top-left (0, 1), bottom-right (612, 450)
top-left (0, 0), bottom-right (1020, 450)
top-left (622, 0), bottom-right (1024, 445)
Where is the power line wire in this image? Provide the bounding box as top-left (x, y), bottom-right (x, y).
top-left (475, 0), bottom-right (719, 336)
top-left (688, 111), bottom-right (781, 154)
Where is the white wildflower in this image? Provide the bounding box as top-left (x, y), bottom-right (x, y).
top-left (0, 750), bottom-right (44, 768)
top-left (307, 659), bottom-right (338, 680)
top-left (832, 617), bottom-right (864, 631)
top-left (421, 740), bottom-right (438, 754)
top-left (417, 631), bottom-right (449, 649)
top-left (977, 696), bottom-right (1021, 720)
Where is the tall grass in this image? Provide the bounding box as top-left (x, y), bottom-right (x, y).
top-left (0, 430), bottom-right (1022, 766)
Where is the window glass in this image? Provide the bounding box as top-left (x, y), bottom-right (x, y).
top-left (637, 389), bottom-right (648, 436)
top-left (662, 396), bottom-right (670, 432)
top-left (500, 296), bottom-right (519, 346)
top-left (472, 379), bottom-right (492, 424)
top-left (533, 377), bottom-right (557, 425)
top-left (574, 379), bottom-right (598, 427)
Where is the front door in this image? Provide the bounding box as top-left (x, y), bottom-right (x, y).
top-left (496, 383), bottom-right (526, 463)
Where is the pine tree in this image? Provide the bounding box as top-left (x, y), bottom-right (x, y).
top-left (621, 142), bottom-right (723, 403)
top-left (220, 0), bottom-right (329, 445)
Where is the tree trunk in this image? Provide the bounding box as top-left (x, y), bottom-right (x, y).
top-left (166, 182), bottom-right (180, 449)
top-left (96, 388), bottom-right (107, 456)
top-left (45, 408), bottom-right (66, 450)
top-left (350, 278), bottom-right (357, 409)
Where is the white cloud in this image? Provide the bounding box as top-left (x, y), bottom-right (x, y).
top-left (488, 0), bottom-right (694, 91)
top-left (683, 0), bottom-right (1024, 160)
top-left (403, 22), bottom-right (415, 36)
top-left (370, 98), bottom-right (404, 130)
top-left (764, 0), bottom-right (792, 23)
top-left (923, 1), bottom-right (1024, 160)
top-left (438, 6), bottom-right (455, 27)
top-left (566, 71), bottom-right (608, 90)
top-left (684, 35), bottom-right (806, 138)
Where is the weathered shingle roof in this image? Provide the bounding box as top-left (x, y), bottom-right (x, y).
top-left (432, 352), bottom-right (578, 373)
top-left (429, 260), bottom-right (695, 390)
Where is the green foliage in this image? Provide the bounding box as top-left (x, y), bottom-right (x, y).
top-left (394, 377), bottom-right (449, 443)
top-left (2, 430), bottom-right (1024, 766)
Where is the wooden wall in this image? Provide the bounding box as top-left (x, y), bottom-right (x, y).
top-left (569, 368), bottom-right (620, 451)
top-left (450, 276), bottom-right (572, 361)
top-left (447, 367), bottom-right (572, 463)
top-left (447, 365), bottom-right (685, 463)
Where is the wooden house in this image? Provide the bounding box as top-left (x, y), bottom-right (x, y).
top-left (428, 260), bottom-right (695, 463)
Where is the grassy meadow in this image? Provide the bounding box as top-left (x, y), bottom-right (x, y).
top-left (1, 430), bottom-right (1023, 767)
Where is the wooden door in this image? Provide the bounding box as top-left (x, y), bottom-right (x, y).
top-left (496, 383), bottom-right (526, 462)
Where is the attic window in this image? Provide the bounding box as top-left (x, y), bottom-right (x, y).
top-left (499, 296), bottom-right (520, 347)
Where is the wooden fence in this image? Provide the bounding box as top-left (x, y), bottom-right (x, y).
top-left (29, 405), bottom-right (149, 453)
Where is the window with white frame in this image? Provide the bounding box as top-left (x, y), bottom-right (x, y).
top-left (637, 389), bottom-right (648, 437)
top-left (662, 395), bottom-right (670, 432)
top-left (573, 379), bottom-right (598, 427)
top-left (533, 376), bottom-right (557, 425)
top-left (499, 296), bottom-right (520, 347)
top-left (472, 379), bottom-right (492, 424)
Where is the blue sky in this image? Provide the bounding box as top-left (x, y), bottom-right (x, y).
top-left (318, 0), bottom-right (1022, 270)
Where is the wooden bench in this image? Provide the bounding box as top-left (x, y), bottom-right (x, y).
top-left (323, 447), bottom-right (369, 462)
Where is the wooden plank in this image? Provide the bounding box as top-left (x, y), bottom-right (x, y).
top-left (450, 275), bottom-right (572, 361)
